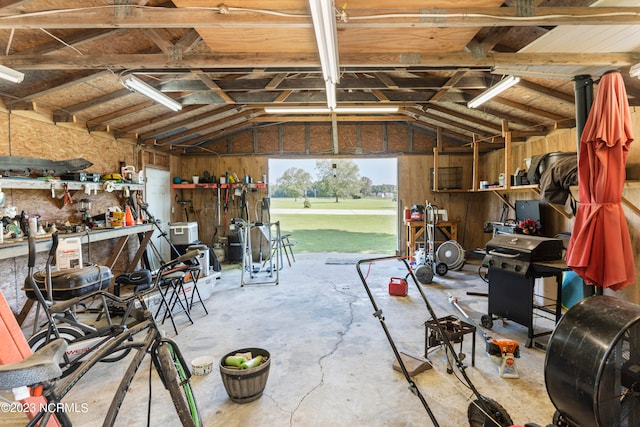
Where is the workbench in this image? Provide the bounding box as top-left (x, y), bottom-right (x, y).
top-left (6, 223), bottom-right (155, 325)
top-left (405, 220), bottom-right (458, 256)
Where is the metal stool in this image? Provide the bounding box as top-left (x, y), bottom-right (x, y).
top-left (186, 265), bottom-right (209, 314)
top-left (155, 269), bottom-right (194, 335)
top-left (280, 234), bottom-right (296, 266)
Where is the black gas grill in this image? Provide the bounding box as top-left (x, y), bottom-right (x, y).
top-left (483, 234), bottom-right (563, 276)
top-left (482, 234), bottom-right (566, 348)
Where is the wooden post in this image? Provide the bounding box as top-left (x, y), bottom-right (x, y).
top-left (502, 120), bottom-right (512, 190)
top-left (472, 140), bottom-right (479, 191)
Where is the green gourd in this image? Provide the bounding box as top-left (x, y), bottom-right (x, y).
top-left (224, 356), bottom-right (247, 367)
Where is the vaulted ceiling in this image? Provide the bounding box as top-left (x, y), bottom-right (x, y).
top-left (0, 0), bottom-right (639, 154)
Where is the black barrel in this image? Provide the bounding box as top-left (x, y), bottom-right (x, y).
top-left (545, 295), bottom-right (640, 427)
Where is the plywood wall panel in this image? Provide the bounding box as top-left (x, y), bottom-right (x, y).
top-left (258, 126), bottom-right (280, 153)
top-left (308, 123), bottom-right (332, 154)
top-left (233, 131), bottom-right (254, 154)
top-left (283, 124), bottom-right (306, 153)
top-left (412, 128), bottom-right (435, 153)
top-left (361, 124), bottom-right (383, 152)
top-left (387, 125), bottom-right (408, 152)
top-left (0, 112), bottom-right (145, 316)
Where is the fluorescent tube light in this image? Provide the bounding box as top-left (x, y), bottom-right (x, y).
top-left (467, 76), bottom-right (520, 109)
top-left (325, 80), bottom-right (337, 110)
top-left (309, 0), bottom-right (339, 85)
top-left (264, 106), bottom-right (400, 114)
top-left (630, 63), bottom-right (640, 79)
top-left (309, 0), bottom-right (339, 109)
top-left (0, 65), bottom-right (24, 83)
top-left (335, 106), bottom-right (399, 113)
top-left (122, 75), bottom-right (182, 111)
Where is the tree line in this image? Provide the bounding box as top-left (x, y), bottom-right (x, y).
top-left (270, 159), bottom-right (397, 201)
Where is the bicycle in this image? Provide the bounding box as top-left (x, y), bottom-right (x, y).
top-left (1, 248), bottom-right (204, 426)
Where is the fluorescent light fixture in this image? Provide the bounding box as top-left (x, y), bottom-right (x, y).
top-left (121, 75), bottom-right (182, 111)
top-left (630, 63), bottom-right (640, 79)
top-left (467, 76), bottom-right (520, 109)
top-left (264, 106), bottom-right (400, 114)
top-left (0, 65), bottom-right (24, 83)
top-left (309, 0), bottom-right (339, 109)
top-left (309, 0), bottom-right (339, 84)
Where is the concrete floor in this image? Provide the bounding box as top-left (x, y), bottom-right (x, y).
top-left (9, 253), bottom-right (560, 426)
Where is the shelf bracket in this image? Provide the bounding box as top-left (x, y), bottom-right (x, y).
top-left (491, 190), bottom-right (515, 210)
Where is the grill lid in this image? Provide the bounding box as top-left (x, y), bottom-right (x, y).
top-left (485, 234), bottom-right (563, 262)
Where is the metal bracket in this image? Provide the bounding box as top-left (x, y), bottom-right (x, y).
top-left (515, 0), bottom-right (534, 17)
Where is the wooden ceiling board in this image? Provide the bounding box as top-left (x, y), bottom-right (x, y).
top-left (196, 28), bottom-right (315, 53)
top-left (0, 0), bottom-right (633, 151)
top-left (173, 0), bottom-right (502, 10)
top-left (337, 27), bottom-right (478, 53)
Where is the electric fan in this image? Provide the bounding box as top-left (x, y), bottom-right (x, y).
top-left (545, 295), bottom-right (640, 427)
top-left (436, 240), bottom-right (465, 271)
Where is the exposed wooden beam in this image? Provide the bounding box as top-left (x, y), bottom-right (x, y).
top-left (140, 105), bottom-right (240, 140)
top-left (116, 104), bottom-right (205, 134)
top-left (153, 110), bottom-right (252, 145)
top-left (492, 95), bottom-right (569, 122)
top-left (197, 74), bottom-right (235, 104)
top-left (429, 69), bottom-right (468, 102)
top-left (2, 52), bottom-right (638, 70)
top-left (425, 104), bottom-right (503, 132)
top-left (0, 7), bottom-right (639, 29)
top-left (517, 79), bottom-right (575, 104)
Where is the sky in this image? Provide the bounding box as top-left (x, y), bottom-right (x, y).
top-left (268, 158), bottom-right (397, 185)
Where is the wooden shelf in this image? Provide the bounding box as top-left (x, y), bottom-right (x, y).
top-left (172, 182), bottom-right (266, 189)
top-left (1, 177), bottom-right (143, 192)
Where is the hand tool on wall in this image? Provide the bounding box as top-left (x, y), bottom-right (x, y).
top-left (216, 186), bottom-right (221, 226)
top-left (223, 186), bottom-right (229, 227)
top-left (175, 193), bottom-right (191, 222)
top-left (62, 183), bottom-right (73, 207)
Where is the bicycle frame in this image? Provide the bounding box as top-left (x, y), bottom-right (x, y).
top-left (27, 278), bottom-right (199, 427)
top-left (25, 249), bottom-right (203, 427)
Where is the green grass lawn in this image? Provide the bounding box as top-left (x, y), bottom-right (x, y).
top-left (270, 197), bottom-right (398, 253)
top-left (270, 197), bottom-right (396, 211)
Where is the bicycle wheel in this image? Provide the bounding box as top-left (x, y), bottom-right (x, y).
top-left (157, 343), bottom-right (202, 427)
top-left (28, 325), bottom-right (84, 376)
top-left (29, 324), bottom-right (131, 367)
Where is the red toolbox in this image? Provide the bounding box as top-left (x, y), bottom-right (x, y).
top-left (388, 277), bottom-right (408, 296)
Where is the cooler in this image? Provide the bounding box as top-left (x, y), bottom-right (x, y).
top-left (169, 222), bottom-right (198, 245)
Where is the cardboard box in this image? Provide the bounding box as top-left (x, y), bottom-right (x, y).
top-left (169, 222), bottom-right (198, 245)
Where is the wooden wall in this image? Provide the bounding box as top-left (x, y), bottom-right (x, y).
top-left (2, 104), bottom-right (640, 314)
top-left (0, 110), bottom-right (168, 319)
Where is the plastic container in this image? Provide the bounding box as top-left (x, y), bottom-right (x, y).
top-left (191, 355), bottom-right (214, 376)
top-left (388, 277), bottom-right (408, 296)
top-left (219, 348), bottom-right (271, 403)
top-left (188, 244), bottom-right (210, 277)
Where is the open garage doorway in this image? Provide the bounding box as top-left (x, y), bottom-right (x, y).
top-left (267, 158), bottom-right (398, 254)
